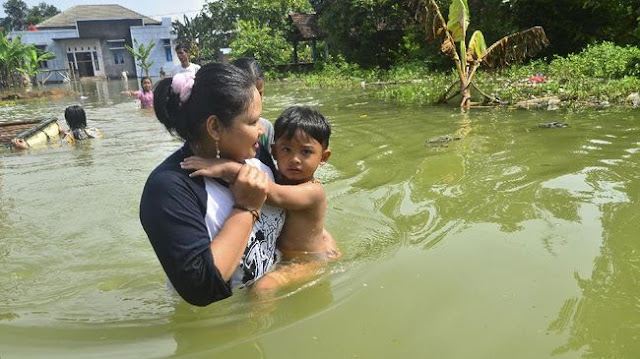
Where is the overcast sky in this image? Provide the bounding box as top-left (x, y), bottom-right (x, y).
top-left (0, 0), bottom-right (208, 20)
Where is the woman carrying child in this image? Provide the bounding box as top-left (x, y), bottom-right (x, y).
top-left (139, 64), bottom-right (286, 306)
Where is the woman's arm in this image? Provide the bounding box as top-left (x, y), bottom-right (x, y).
top-left (210, 164), bottom-right (269, 280)
top-left (140, 164), bottom-right (268, 306)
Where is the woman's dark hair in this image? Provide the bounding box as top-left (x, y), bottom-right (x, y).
top-left (274, 106), bottom-right (331, 149)
top-left (175, 43), bottom-right (190, 53)
top-left (153, 62), bottom-right (256, 143)
top-left (64, 105), bottom-right (89, 140)
top-left (232, 57), bottom-right (264, 82)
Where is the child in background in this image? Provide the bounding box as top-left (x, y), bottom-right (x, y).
top-left (180, 106), bottom-right (339, 289)
top-left (122, 77), bottom-right (154, 109)
top-left (61, 105), bottom-right (101, 142)
top-left (11, 105), bottom-right (99, 149)
top-left (231, 58), bottom-right (274, 153)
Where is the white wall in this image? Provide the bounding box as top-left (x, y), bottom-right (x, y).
top-left (129, 17), bottom-right (177, 79)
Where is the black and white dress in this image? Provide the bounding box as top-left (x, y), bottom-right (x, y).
top-left (140, 145), bottom-right (285, 306)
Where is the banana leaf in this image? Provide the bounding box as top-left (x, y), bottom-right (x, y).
top-left (481, 26), bottom-right (550, 70)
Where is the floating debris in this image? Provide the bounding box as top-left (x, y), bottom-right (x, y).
top-left (538, 122), bottom-right (569, 128)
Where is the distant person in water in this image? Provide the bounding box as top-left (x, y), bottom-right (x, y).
top-left (171, 44), bottom-right (200, 76)
top-left (11, 105), bottom-right (100, 149)
top-left (122, 77), bottom-right (154, 109)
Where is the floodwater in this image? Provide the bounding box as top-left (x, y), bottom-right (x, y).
top-left (1, 79), bottom-right (639, 358)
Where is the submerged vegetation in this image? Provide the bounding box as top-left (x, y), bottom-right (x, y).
top-left (275, 42), bottom-right (640, 108)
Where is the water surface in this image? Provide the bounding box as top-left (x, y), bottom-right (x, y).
top-left (1, 80), bottom-right (639, 358)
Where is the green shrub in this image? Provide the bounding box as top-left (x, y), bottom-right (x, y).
top-left (548, 42), bottom-right (640, 79)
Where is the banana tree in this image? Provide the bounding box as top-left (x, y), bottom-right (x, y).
top-left (414, 0), bottom-right (550, 108)
top-left (16, 45), bottom-right (56, 86)
top-left (125, 39), bottom-right (155, 78)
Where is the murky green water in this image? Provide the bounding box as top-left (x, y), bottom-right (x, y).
top-left (1, 79), bottom-right (639, 358)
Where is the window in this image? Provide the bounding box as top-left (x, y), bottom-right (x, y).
top-left (107, 39), bottom-right (126, 50)
top-left (113, 52), bottom-right (125, 65)
top-left (162, 39), bottom-right (172, 62)
top-left (35, 45), bottom-right (49, 69)
top-left (92, 51), bottom-right (100, 71)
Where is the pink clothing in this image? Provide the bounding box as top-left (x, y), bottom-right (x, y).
top-left (135, 90), bottom-right (154, 109)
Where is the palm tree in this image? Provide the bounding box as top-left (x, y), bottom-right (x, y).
top-left (413, 0), bottom-right (550, 108)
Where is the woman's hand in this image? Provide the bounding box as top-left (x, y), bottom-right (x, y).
top-left (180, 156), bottom-right (242, 182)
top-left (11, 138), bottom-right (28, 149)
top-left (230, 164), bottom-right (268, 211)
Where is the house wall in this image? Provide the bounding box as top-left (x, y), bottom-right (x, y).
top-left (77, 20), bottom-right (140, 79)
top-left (130, 18), bottom-right (177, 79)
top-left (8, 29), bottom-right (78, 83)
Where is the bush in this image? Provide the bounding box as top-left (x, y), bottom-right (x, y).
top-left (230, 20), bottom-right (292, 67)
top-left (548, 42), bottom-right (640, 79)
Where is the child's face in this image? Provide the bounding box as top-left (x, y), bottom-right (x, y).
top-left (273, 130), bottom-right (330, 184)
top-left (142, 79), bottom-right (152, 91)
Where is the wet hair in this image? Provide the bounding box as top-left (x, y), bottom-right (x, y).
top-left (232, 57), bottom-right (264, 83)
top-left (153, 62), bottom-right (256, 143)
top-left (64, 105), bottom-right (89, 140)
top-left (141, 77), bottom-right (152, 92)
top-left (274, 106), bottom-right (331, 149)
top-left (175, 43), bottom-right (190, 53)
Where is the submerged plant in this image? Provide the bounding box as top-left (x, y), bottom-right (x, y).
top-left (413, 0), bottom-right (550, 108)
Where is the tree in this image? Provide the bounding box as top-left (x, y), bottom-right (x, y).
top-left (26, 2), bottom-right (59, 26)
top-left (315, 0), bottom-right (412, 68)
top-left (125, 40), bottom-right (155, 78)
top-left (414, 0), bottom-right (549, 108)
top-left (203, 0), bottom-right (313, 64)
top-left (0, 32), bottom-right (54, 87)
top-left (230, 20), bottom-right (291, 67)
top-left (2, 0), bottom-right (28, 31)
top-left (17, 44), bottom-right (56, 85)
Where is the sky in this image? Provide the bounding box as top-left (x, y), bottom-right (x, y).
top-left (0, 0), bottom-right (208, 20)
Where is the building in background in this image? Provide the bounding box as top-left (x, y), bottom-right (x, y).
top-left (8, 5), bottom-right (177, 83)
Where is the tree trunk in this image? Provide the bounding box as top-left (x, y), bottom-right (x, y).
top-left (460, 78), bottom-right (472, 108)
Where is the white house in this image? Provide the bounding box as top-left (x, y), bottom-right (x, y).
top-left (8, 4), bottom-right (178, 83)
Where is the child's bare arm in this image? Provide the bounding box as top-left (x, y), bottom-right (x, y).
top-left (182, 156), bottom-right (325, 210)
top-left (180, 156), bottom-right (242, 183)
top-left (266, 181), bottom-right (325, 210)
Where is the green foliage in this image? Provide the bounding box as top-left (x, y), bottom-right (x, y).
top-left (125, 40), bottom-right (155, 78)
top-left (203, 0), bottom-right (312, 64)
top-left (316, 0), bottom-right (411, 68)
top-left (2, 0), bottom-right (28, 30)
top-left (548, 42), bottom-right (640, 79)
top-left (0, 32), bottom-right (55, 87)
top-left (26, 2), bottom-right (59, 26)
top-left (231, 20), bottom-right (292, 67)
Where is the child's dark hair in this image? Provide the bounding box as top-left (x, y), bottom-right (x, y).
top-left (274, 106), bottom-right (331, 148)
top-left (64, 105), bottom-right (89, 140)
top-left (153, 62), bottom-right (255, 143)
top-left (141, 77), bottom-right (152, 92)
top-left (64, 105), bottom-right (86, 130)
top-left (232, 58), bottom-right (264, 82)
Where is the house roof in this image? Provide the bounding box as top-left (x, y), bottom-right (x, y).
top-left (37, 5), bottom-right (160, 28)
top-left (289, 13), bottom-right (323, 40)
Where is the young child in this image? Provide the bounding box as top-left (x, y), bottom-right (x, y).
top-left (180, 106), bottom-right (339, 270)
top-left (122, 77), bottom-right (154, 109)
top-left (10, 105), bottom-right (99, 149)
top-left (231, 58), bottom-right (274, 153)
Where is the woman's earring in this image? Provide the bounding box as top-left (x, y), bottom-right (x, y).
top-left (215, 140), bottom-right (220, 159)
